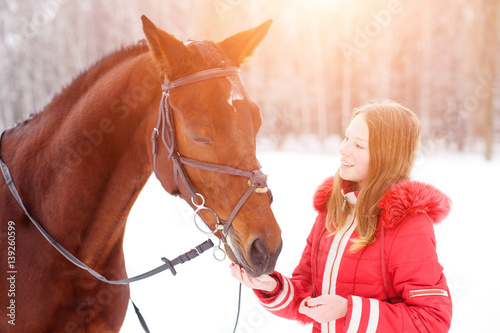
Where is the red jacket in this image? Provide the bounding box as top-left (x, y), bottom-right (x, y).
top-left (255, 178), bottom-right (452, 332)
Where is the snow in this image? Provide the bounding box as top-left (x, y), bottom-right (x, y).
top-left (120, 149), bottom-right (499, 332)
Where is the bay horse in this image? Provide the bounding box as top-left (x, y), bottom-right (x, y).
top-left (0, 16), bottom-right (282, 332)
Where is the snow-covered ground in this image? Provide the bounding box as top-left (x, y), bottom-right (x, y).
top-left (120, 149), bottom-right (499, 332)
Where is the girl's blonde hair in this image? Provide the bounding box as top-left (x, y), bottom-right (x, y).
top-left (326, 99), bottom-right (421, 251)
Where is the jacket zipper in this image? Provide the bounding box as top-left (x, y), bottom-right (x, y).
top-left (325, 214), bottom-right (356, 333)
top-left (408, 289), bottom-right (449, 298)
top-left (341, 189), bottom-right (347, 212)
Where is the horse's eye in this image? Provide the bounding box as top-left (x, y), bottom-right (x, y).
top-left (192, 136), bottom-right (211, 144)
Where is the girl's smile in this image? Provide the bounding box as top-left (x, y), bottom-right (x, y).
top-left (339, 113), bottom-right (370, 185)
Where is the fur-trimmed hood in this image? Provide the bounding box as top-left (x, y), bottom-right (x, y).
top-left (313, 177), bottom-right (451, 228)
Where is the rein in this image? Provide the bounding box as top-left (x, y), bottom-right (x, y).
top-left (0, 137), bottom-right (215, 284)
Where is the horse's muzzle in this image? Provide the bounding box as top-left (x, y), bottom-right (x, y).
top-left (226, 234), bottom-right (283, 277)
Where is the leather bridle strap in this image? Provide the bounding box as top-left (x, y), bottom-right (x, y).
top-left (162, 67), bottom-right (241, 90)
top-left (179, 156), bottom-right (255, 178)
top-left (152, 66), bottom-right (272, 241)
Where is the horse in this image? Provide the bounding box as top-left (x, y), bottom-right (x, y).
top-left (0, 15), bottom-right (282, 332)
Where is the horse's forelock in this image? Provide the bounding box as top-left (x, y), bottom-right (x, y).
top-left (188, 41), bottom-right (227, 69)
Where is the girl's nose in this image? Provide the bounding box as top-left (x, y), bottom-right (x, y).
top-left (339, 139), bottom-right (350, 156)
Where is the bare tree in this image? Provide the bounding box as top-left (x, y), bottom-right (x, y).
top-left (1, 0), bottom-right (499, 157)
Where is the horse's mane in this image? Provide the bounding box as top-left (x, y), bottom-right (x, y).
top-left (48, 41), bottom-right (150, 112)
top-left (189, 41), bottom-right (226, 67)
top-left (12, 41), bottom-right (150, 128)
top-left (66, 41), bottom-right (149, 96)
top-left (11, 39), bottom-right (228, 130)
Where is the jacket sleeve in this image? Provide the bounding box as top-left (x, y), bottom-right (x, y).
top-left (342, 214), bottom-right (452, 332)
top-left (253, 215), bottom-right (325, 325)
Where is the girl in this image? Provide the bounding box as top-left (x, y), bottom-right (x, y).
top-left (231, 100), bottom-right (452, 332)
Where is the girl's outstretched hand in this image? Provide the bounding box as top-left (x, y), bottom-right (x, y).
top-left (230, 263), bottom-right (277, 292)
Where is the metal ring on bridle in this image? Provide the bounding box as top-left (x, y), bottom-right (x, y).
top-left (213, 239), bottom-right (227, 261)
top-left (193, 205), bottom-right (222, 235)
top-left (191, 193), bottom-right (205, 208)
top-left (213, 247), bottom-right (226, 261)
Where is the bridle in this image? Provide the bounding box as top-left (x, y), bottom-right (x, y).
top-left (151, 66), bottom-right (273, 248)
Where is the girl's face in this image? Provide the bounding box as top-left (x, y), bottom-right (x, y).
top-left (339, 114), bottom-right (370, 186)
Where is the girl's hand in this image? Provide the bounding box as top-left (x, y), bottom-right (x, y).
top-left (298, 295), bottom-right (348, 323)
top-left (230, 263), bottom-right (277, 292)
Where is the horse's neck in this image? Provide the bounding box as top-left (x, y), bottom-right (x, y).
top-left (3, 53), bottom-right (162, 267)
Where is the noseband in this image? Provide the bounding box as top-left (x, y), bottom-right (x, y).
top-left (151, 66), bottom-right (273, 244)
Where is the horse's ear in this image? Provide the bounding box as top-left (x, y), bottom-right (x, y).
top-left (141, 15), bottom-right (189, 78)
top-left (218, 19), bottom-right (272, 66)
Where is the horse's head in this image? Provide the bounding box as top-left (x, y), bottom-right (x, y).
top-left (141, 16), bottom-right (282, 276)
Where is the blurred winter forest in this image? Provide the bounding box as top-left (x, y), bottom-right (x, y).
top-left (1, 0), bottom-right (499, 159)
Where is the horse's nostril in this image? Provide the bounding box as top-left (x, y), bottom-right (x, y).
top-left (244, 237), bottom-right (282, 276)
top-left (249, 238), bottom-right (268, 263)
